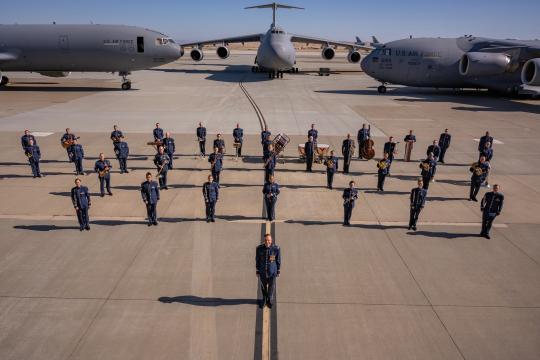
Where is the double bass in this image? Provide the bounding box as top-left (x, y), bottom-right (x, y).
top-left (361, 137), bottom-right (375, 160)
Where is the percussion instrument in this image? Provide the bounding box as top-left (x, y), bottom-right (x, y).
top-left (272, 133), bottom-right (290, 157)
top-left (147, 140), bottom-right (163, 151)
top-left (298, 143), bottom-right (330, 163)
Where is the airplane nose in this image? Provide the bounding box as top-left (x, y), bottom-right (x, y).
top-left (270, 42), bottom-right (294, 68)
top-left (360, 56), bottom-right (370, 73)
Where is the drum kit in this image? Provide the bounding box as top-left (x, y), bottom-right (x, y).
top-left (298, 143), bottom-right (330, 163)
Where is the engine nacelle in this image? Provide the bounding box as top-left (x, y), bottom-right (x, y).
top-left (459, 52), bottom-right (511, 77)
top-left (38, 71), bottom-right (70, 78)
top-left (179, 46), bottom-right (185, 58)
top-left (521, 58), bottom-right (540, 86)
top-left (347, 50), bottom-right (361, 63)
top-left (216, 46), bottom-right (230, 59)
top-left (190, 48), bottom-right (204, 61)
top-left (322, 47), bottom-right (335, 60)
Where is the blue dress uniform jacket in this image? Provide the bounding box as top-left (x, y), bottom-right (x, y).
top-left (110, 130), bottom-right (123, 141)
top-left (410, 187), bottom-right (427, 208)
top-left (153, 153), bottom-right (170, 168)
top-left (197, 126), bottom-right (207, 140)
top-left (163, 138), bottom-right (175, 154)
top-left (304, 141), bottom-right (315, 157)
top-left (342, 188), bottom-right (359, 207)
top-left (481, 192), bottom-right (504, 215)
top-left (69, 144), bottom-right (84, 160)
top-left (357, 128), bottom-right (370, 142)
top-left (71, 186), bottom-right (91, 209)
top-left (377, 159), bottom-right (390, 175)
top-left (478, 135), bottom-right (494, 151)
top-left (140, 181), bottom-right (160, 204)
top-left (203, 181), bottom-right (220, 202)
top-left (470, 162), bottom-right (490, 182)
top-left (480, 147), bottom-right (493, 161)
top-left (115, 141), bottom-right (130, 158)
top-left (208, 153), bottom-right (223, 171)
top-left (261, 130), bottom-right (271, 143)
top-left (256, 244), bottom-right (281, 277)
top-left (404, 134), bottom-right (416, 142)
top-left (153, 128), bottom-right (164, 141)
top-left (213, 138), bottom-right (225, 150)
top-left (21, 134), bottom-right (37, 148)
top-left (24, 145), bottom-right (41, 161)
top-left (262, 139), bottom-right (273, 159)
top-left (61, 133), bottom-right (77, 144)
top-left (263, 182), bottom-right (280, 198)
top-left (427, 144), bottom-right (441, 159)
top-left (439, 133), bottom-right (451, 148)
top-left (383, 142), bottom-right (396, 159)
top-left (325, 156), bottom-right (338, 173)
top-left (94, 160), bottom-right (112, 176)
top-left (308, 129), bottom-right (318, 141)
top-left (233, 128), bottom-right (244, 143)
top-left (420, 159), bottom-right (437, 177)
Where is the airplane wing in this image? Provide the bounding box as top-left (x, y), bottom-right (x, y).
top-left (181, 34), bottom-right (264, 47)
top-left (290, 34), bottom-right (372, 51)
top-left (0, 51), bottom-right (19, 61)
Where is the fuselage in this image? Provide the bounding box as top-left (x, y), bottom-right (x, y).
top-left (256, 26), bottom-right (296, 71)
top-left (0, 24), bottom-right (182, 72)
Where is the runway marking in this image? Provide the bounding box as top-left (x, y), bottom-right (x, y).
top-left (261, 221), bottom-right (272, 360)
top-left (474, 138), bottom-right (504, 145)
top-left (29, 132), bottom-right (54, 137)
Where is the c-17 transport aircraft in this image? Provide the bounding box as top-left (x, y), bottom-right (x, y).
top-left (181, 2), bottom-right (368, 79)
top-left (0, 24), bottom-right (182, 90)
top-left (360, 35), bottom-right (540, 97)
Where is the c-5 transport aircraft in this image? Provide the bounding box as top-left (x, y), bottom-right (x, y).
top-left (181, 3), bottom-right (367, 79)
top-left (360, 35), bottom-right (540, 96)
top-left (0, 24), bottom-right (182, 90)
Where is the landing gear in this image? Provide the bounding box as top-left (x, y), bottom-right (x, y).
top-left (377, 85), bottom-right (387, 94)
top-left (267, 71), bottom-right (284, 79)
top-left (119, 71), bottom-right (132, 90)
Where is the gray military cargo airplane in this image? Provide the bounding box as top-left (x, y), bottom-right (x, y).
top-left (360, 35), bottom-right (540, 96)
top-left (181, 2), bottom-right (367, 79)
top-left (0, 24), bottom-right (183, 90)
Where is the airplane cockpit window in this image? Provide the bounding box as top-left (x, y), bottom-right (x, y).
top-left (155, 37), bottom-right (174, 45)
top-left (382, 49), bottom-right (392, 56)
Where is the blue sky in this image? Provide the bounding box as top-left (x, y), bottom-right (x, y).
top-left (2, 0), bottom-right (539, 43)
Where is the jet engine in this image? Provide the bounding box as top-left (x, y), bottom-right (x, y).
top-left (216, 46), bottom-right (230, 59)
top-left (521, 58), bottom-right (540, 86)
top-left (190, 48), bottom-right (204, 61)
top-left (459, 52), bottom-right (511, 77)
top-left (322, 47), bottom-right (335, 60)
top-left (347, 50), bottom-right (361, 63)
top-left (37, 71), bottom-right (70, 77)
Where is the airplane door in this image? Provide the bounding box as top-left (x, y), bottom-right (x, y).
top-left (58, 35), bottom-right (69, 50)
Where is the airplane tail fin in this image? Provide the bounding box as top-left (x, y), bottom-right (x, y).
top-left (372, 36), bottom-right (380, 44)
top-left (355, 36), bottom-right (363, 44)
top-left (245, 3), bottom-right (304, 26)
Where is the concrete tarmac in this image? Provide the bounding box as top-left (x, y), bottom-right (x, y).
top-left (0, 52), bottom-right (539, 360)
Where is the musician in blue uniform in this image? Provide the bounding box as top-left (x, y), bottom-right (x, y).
top-left (262, 135), bottom-right (273, 160)
top-left (342, 180), bottom-right (359, 226)
top-left (140, 172), bottom-right (160, 226)
top-left (305, 136), bottom-right (315, 172)
top-left (478, 131), bottom-right (494, 153)
top-left (208, 147), bottom-right (224, 184)
top-left (308, 123), bottom-right (318, 144)
top-left (480, 184), bottom-right (504, 239)
top-left (409, 178), bottom-right (427, 231)
top-left (256, 234), bottom-right (281, 308)
top-left (71, 178), bottom-right (91, 231)
top-left (479, 142), bottom-right (493, 162)
top-left (341, 133), bottom-right (355, 174)
top-left (21, 129), bottom-right (37, 149)
top-left (203, 174), bottom-right (220, 222)
top-left (264, 144), bottom-right (276, 183)
top-left (153, 123), bottom-right (164, 142)
top-left (61, 128), bottom-right (77, 161)
top-left (438, 129), bottom-right (451, 163)
top-left (68, 139), bottom-right (85, 175)
top-left (263, 175), bottom-right (280, 221)
top-left (114, 140), bottom-right (130, 173)
top-left (383, 136), bottom-right (397, 175)
top-left (153, 146), bottom-right (170, 190)
top-left (24, 138), bottom-right (42, 178)
top-left (324, 150), bottom-right (338, 189)
top-left (94, 153), bottom-right (113, 197)
top-left (233, 123), bottom-right (244, 157)
top-left (403, 130), bottom-right (416, 162)
top-left (427, 140), bottom-right (441, 162)
top-left (357, 124), bottom-right (370, 159)
top-left (261, 126), bottom-right (271, 143)
top-left (419, 153), bottom-right (437, 190)
top-left (469, 156), bottom-right (490, 201)
top-left (376, 153), bottom-right (391, 192)
top-left (197, 122), bottom-right (207, 157)
top-left (163, 132), bottom-right (176, 169)
top-left (213, 133), bottom-right (225, 154)
top-left (110, 125), bottom-right (124, 149)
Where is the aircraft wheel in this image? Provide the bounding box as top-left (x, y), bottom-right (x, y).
top-left (377, 85), bottom-right (387, 94)
top-left (121, 81), bottom-right (131, 90)
top-left (0, 76), bottom-right (9, 86)
top-left (251, 66), bottom-right (255, 72)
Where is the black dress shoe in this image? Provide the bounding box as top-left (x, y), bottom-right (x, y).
top-left (153, 221), bottom-right (158, 226)
top-left (258, 300), bottom-right (265, 309)
top-left (412, 226), bottom-right (417, 231)
top-left (211, 218), bottom-right (215, 222)
top-left (108, 192), bottom-right (113, 196)
top-left (266, 301), bottom-right (273, 309)
top-left (206, 219), bottom-right (210, 223)
top-left (408, 226), bottom-right (412, 230)
top-left (100, 194), bottom-right (105, 197)
top-left (125, 170), bottom-right (129, 173)
top-left (472, 198), bottom-right (478, 202)
top-left (147, 223), bottom-right (152, 227)
top-left (485, 234), bottom-right (491, 239)
top-left (80, 228), bottom-right (84, 232)
top-left (85, 225), bottom-right (90, 231)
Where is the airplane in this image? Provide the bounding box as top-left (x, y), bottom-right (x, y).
top-left (180, 3), bottom-right (368, 79)
top-left (360, 35), bottom-right (540, 96)
top-left (0, 24), bottom-right (183, 90)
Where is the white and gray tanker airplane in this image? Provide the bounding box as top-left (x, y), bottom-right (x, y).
top-left (360, 35), bottom-right (540, 96)
top-left (0, 24), bottom-right (183, 90)
top-left (181, 3), bottom-right (368, 79)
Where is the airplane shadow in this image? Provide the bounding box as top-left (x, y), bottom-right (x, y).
top-left (158, 295), bottom-right (257, 306)
top-left (150, 65), bottom-right (272, 83)
top-left (1, 86), bottom-right (127, 92)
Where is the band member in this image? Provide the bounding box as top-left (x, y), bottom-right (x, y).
top-left (203, 174), bottom-right (219, 222)
top-left (403, 130), bottom-right (416, 162)
top-left (94, 153), bottom-right (113, 197)
top-left (110, 125), bottom-right (124, 145)
top-left (153, 123), bottom-right (164, 142)
top-left (341, 134), bottom-right (355, 174)
top-left (383, 137), bottom-right (397, 175)
top-left (263, 175), bottom-right (280, 221)
top-left (479, 142), bottom-right (493, 162)
top-left (478, 131), bottom-right (493, 153)
top-left (233, 123), bottom-right (244, 157)
top-left (438, 129), bottom-right (451, 163)
top-left (140, 172), bottom-right (160, 226)
top-left (305, 135), bottom-right (315, 172)
top-left (264, 144), bottom-right (276, 183)
top-left (262, 135), bottom-right (273, 160)
top-left (196, 122), bottom-right (207, 157)
top-left (213, 133), bottom-right (225, 154)
top-left (409, 178), bottom-right (427, 231)
top-left (21, 129), bottom-right (37, 149)
top-left (261, 126), bottom-right (271, 143)
top-left (469, 155), bottom-right (490, 201)
top-left (115, 140), bottom-right (130, 173)
top-left (342, 180), bottom-right (359, 226)
top-left (308, 123), bottom-right (318, 144)
top-left (427, 140), bottom-right (441, 162)
top-left (256, 234), bottom-right (281, 308)
top-left (419, 153), bottom-right (437, 190)
top-left (24, 138), bottom-right (42, 178)
top-left (208, 147), bottom-right (223, 184)
top-left (480, 184), bottom-right (504, 239)
top-left (68, 139), bottom-right (85, 175)
top-left (162, 132), bottom-right (176, 169)
top-left (357, 124), bottom-right (370, 159)
top-left (376, 153), bottom-right (391, 192)
top-left (61, 128), bottom-right (78, 161)
top-left (154, 146), bottom-right (170, 189)
top-left (324, 150), bottom-right (338, 189)
top-left (71, 178), bottom-right (91, 231)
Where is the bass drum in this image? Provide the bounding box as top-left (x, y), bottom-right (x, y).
top-left (361, 139), bottom-right (375, 160)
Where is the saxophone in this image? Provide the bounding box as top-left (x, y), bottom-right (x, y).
top-left (420, 161), bottom-right (430, 171)
top-left (377, 160), bottom-right (387, 169)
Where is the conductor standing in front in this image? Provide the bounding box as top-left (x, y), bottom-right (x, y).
top-left (256, 234), bottom-right (281, 309)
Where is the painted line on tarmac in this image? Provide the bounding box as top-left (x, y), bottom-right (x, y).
top-left (474, 138), bottom-right (504, 145)
top-left (261, 221), bottom-right (272, 360)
